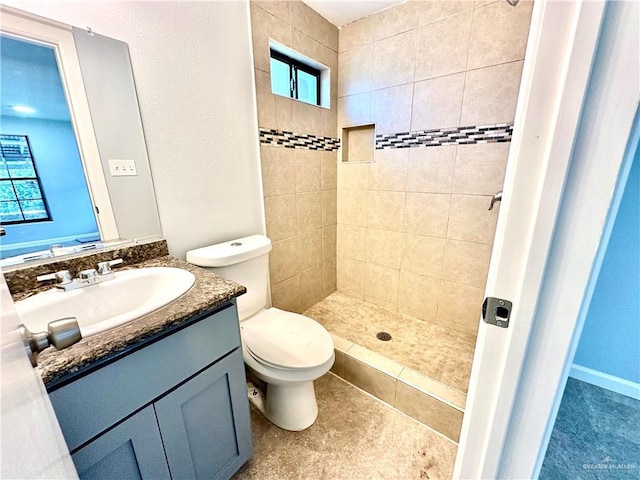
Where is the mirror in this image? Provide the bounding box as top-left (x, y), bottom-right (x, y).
top-left (0, 6), bottom-right (161, 266)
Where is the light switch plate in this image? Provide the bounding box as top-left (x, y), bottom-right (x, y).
top-left (108, 159), bottom-right (138, 176)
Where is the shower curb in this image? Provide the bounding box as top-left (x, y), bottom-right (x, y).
top-left (329, 332), bottom-right (466, 443)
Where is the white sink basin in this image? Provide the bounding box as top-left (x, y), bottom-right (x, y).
top-left (15, 267), bottom-right (196, 338)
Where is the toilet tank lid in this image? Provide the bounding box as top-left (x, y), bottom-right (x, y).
top-left (186, 235), bottom-right (272, 267)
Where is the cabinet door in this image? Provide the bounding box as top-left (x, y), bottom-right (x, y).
top-left (154, 349), bottom-right (252, 480)
top-left (71, 405), bottom-right (170, 480)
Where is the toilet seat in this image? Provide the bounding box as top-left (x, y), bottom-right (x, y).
top-left (241, 309), bottom-right (333, 370)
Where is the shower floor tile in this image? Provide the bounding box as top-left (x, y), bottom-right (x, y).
top-left (304, 292), bottom-right (477, 394)
top-left (234, 373), bottom-right (457, 480)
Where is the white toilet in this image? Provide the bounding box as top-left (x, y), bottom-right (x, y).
top-left (186, 234), bottom-right (334, 431)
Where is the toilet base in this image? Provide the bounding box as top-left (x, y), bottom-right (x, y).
top-left (248, 380), bottom-right (318, 431)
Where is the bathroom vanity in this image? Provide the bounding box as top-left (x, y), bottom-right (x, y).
top-left (48, 303), bottom-right (251, 480)
top-left (7, 245), bottom-right (253, 480)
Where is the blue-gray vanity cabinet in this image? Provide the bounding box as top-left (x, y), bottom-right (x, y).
top-left (71, 406), bottom-right (170, 480)
top-left (48, 302), bottom-right (252, 480)
top-left (155, 349), bottom-right (251, 480)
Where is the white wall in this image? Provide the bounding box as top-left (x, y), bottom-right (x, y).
top-left (5, 0), bottom-right (265, 259)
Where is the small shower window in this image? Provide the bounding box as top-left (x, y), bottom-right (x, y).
top-left (269, 41), bottom-right (330, 108)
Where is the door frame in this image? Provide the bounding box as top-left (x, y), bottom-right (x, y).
top-left (454, 0), bottom-right (639, 478)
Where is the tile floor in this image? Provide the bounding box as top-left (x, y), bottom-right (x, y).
top-left (540, 378), bottom-right (640, 479)
top-left (234, 373), bottom-right (458, 480)
top-left (304, 292), bottom-right (477, 393)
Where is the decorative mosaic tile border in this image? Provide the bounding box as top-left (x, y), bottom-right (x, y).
top-left (375, 123), bottom-right (513, 149)
top-left (259, 123), bottom-right (513, 152)
top-left (259, 128), bottom-right (340, 151)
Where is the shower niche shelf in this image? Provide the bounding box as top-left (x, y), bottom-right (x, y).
top-left (341, 124), bottom-right (375, 163)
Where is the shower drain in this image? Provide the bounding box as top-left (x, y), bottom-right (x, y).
top-left (376, 331), bottom-right (392, 341)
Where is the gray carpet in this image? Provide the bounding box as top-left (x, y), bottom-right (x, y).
top-left (540, 378), bottom-right (640, 479)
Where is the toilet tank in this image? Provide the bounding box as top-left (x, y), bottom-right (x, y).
top-left (186, 235), bottom-right (272, 321)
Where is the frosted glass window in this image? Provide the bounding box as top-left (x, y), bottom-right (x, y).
top-left (269, 49), bottom-right (320, 106)
top-left (270, 57), bottom-right (290, 98)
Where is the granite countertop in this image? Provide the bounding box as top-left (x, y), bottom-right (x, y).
top-left (33, 255), bottom-right (246, 387)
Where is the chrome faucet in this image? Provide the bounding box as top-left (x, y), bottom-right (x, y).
top-left (37, 259), bottom-right (124, 291)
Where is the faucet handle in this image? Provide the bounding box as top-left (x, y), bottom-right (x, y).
top-left (97, 258), bottom-right (123, 275)
top-left (36, 270), bottom-right (73, 285)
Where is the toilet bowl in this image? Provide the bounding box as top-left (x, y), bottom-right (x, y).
top-left (241, 307), bottom-right (334, 430)
top-left (186, 235), bottom-right (334, 431)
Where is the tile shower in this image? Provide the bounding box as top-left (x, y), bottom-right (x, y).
top-left (250, 0), bottom-right (533, 441)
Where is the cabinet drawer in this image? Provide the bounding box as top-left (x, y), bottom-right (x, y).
top-left (50, 303), bottom-right (240, 451)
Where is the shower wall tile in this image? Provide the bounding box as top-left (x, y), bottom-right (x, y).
top-left (401, 233), bottom-right (445, 279)
top-left (373, 1), bottom-right (419, 41)
top-left (321, 151), bottom-right (338, 189)
top-left (265, 194), bottom-right (298, 240)
top-left (447, 194), bottom-right (499, 244)
top-left (339, 15), bottom-right (373, 53)
top-left (254, 69), bottom-right (277, 129)
top-left (397, 270), bottom-right (440, 318)
top-left (437, 280), bottom-right (484, 334)
top-left (251, 1), bottom-right (339, 312)
top-left (406, 145), bottom-right (456, 194)
top-left (368, 147), bottom-right (409, 192)
top-left (337, 256), bottom-right (366, 298)
top-left (300, 263), bottom-right (324, 309)
top-left (371, 84), bottom-right (414, 135)
top-left (323, 256), bottom-right (337, 293)
top-left (337, 190), bottom-right (368, 226)
top-left (260, 146), bottom-right (296, 197)
top-left (322, 189), bottom-right (337, 226)
top-left (274, 95), bottom-right (295, 132)
top-left (290, 1), bottom-right (338, 51)
top-left (419, 0), bottom-right (474, 26)
top-left (337, 162), bottom-right (370, 191)
top-left (250, 3), bottom-right (292, 73)
top-left (297, 191), bottom-right (322, 233)
top-left (270, 236), bottom-right (301, 284)
top-left (453, 142), bottom-right (509, 195)
top-left (271, 274), bottom-right (302, 313)
top-left (254, 1), bottom-right (290, 24)
top-left (293, 100), bottom-right (323, 137)
top-left (295, 149), bottom-right (321, 193)
top-left (404, 192), bottom-right (451, 238)
top-left (366, 191), bottom-right (406, 232)
top-left (442, 239), bottom-right (492, 289)
top-left (338, 93), bottom-right (372, 128)
top-left (334, 0), bottom-right (532, 333)
top-left (395, 380), bottom-right (464, 442)
top-left (460, 61), bottom-right (524, 126)
top-left (322, 225), bottom-right (337, 259)
top-left (365, 263), bottom-right (400, 306)
top-left (299, 229), bottom-right (322, 271)
top-left (321, 102), bottom-right (338, 137)
top-left (372, 31), bottom-right (417, 90)
top-left (411, 73), bottom-right (465, 131)
top-left (415, 11), bottom-right (472, 82)
top-left (291, 29), bottom-right (339, 95)
top-left (338, 45), bottom-right (373, 97)
top-left (468, 0), bottom-right (533, 70)
top-left (365, 228), bottom-right (403, 269)
top-left (337, 224), bottom-right (367, 262)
